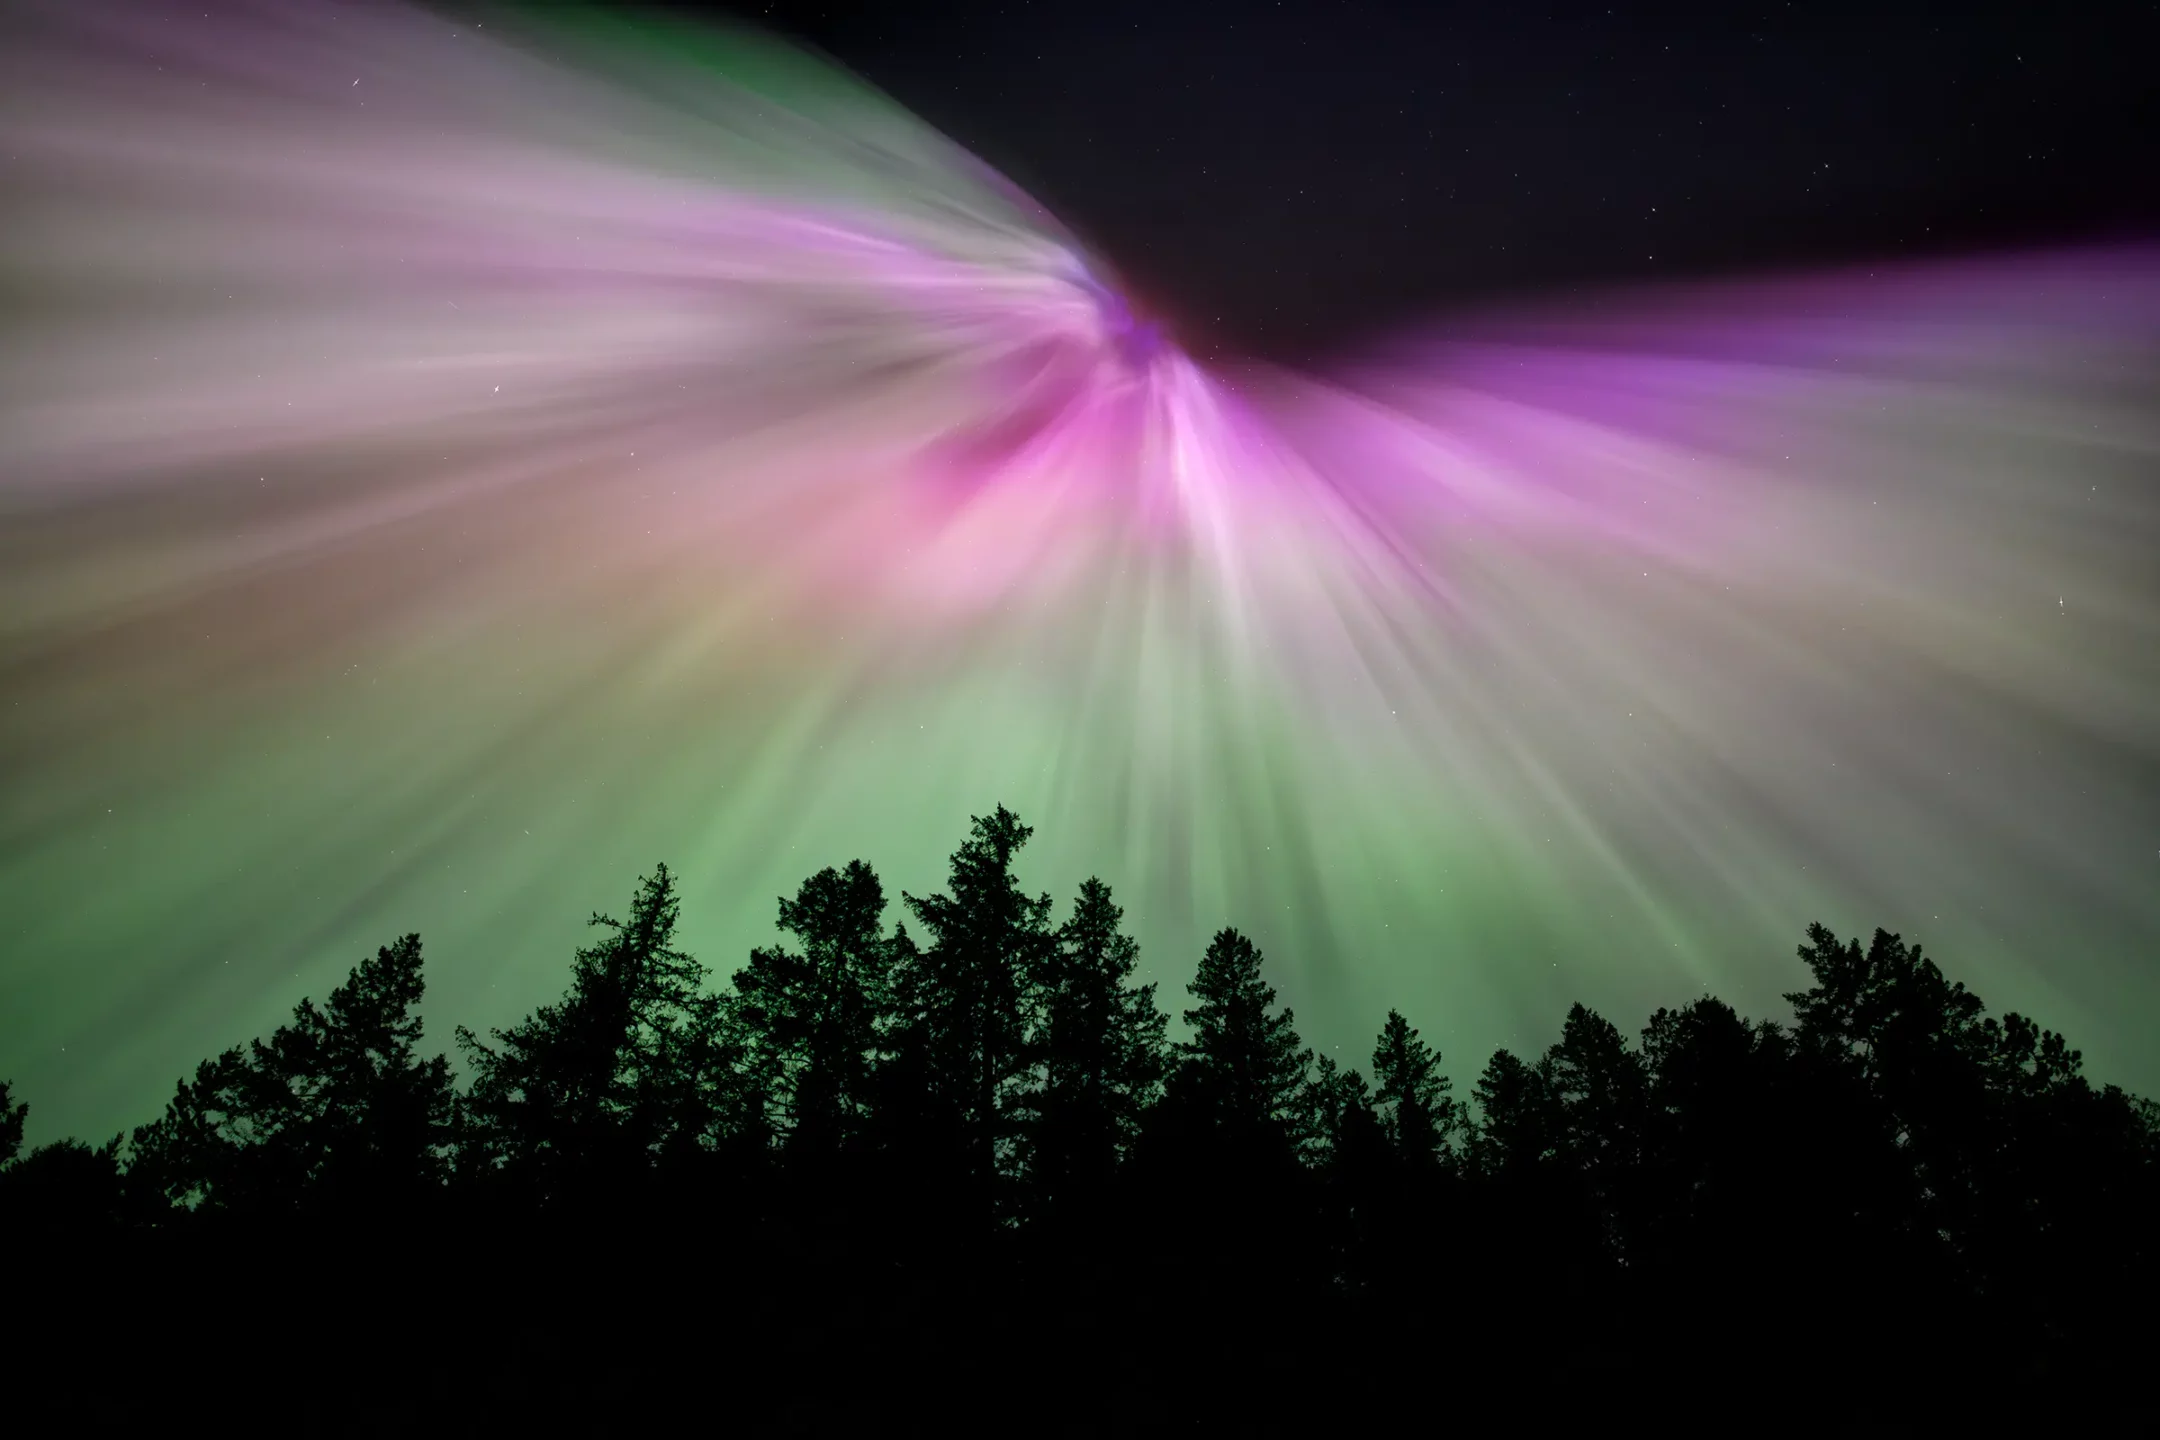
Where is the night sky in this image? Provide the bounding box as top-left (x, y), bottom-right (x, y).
top-left (0, 0), bottom-right (2155, 1148)
top-left (728, 0), bottom-right (2160, 357)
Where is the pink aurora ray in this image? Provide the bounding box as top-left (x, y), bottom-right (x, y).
top-left (2, 0), bottom-right (2157, 1138)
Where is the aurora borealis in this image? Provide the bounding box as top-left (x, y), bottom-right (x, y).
top-left (2, 1), bottom-right (2156, 1150)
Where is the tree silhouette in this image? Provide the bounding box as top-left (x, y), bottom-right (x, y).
top-left (0, 1136), bottom-right (124, 1234)
top-left (1022, 876), bottom-right (1167, 1212)
top-left (1305, 1052), bottom-right (1383, 1172)
top-left (1781, 923), bottom-right (2160, 1380)
top-left (1468, 1047), bottom-right (1554, 1178)
top-left (732, 859), bottom-right (899, 1157)
top-left (1631, 997), bottom-right (1823, 1367)
top-left (1169, 927), bottom-right (1312, 1157)
top-left (1542, 1004), bottom-right (1650, 1228)
top-left (458, 866), bottom-right (710, 1202)
top-left (6, 818), bottom-right (2158, 1425)
top-left (1787, 924), bottom-right (1986, 1081)
top-left (1638, 996), bottom-right (1787, 1255)
top-left (1369, 1009), bottom-right (1456, 1169)
top-left (1128, 925), bottom-right (1323, 1405)
top-left (126, 933), bottom-right (454, 1216)
top-left (0, 1080), bottom-right (22, 1168)
top-left (893, 806), bottom-right (1055, 1219)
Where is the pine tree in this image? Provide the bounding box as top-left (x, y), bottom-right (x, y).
top-left (127, 934), bottom-right (455, 1215)
top-left (1172, 927), bottom-right (1311, 1158)
top-left (1301, 1052), bottom-right (1387, 1298)
top-left (732, 859), bottom-right (899, 1154)
top-left (1469, 1048), bottom-right (1553, 1177)
top-left (1370, 1009), bottom-right (1457, 1169)
top-left (649, 985), bottom-right (757, 1173)
top-left (0, 1081), bottom-right (23, 1169)
top-left (0, 1083), bottom-right (121, 1236)
top-left (1786, 924), bottom-right (1988, 1087)
top-left (1786, 926), bottom-right (2010, 1264)
top-left (1543, 1003), bottom-right (1650, 1185)
top-left (1305, 1052), bottom-right (1385, 1173)
top-left (458, 866), bottom-right (712, 1199)
top-left (894, 807), bottom-right (1056, 1215)
top-left (1023, 877), bottom-right (1168, 1208)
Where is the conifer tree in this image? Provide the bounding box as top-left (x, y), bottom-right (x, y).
top-left (1301, 1052), bottom-right (1388, 1297)
top-left (458, 866), bottom-right (712, 1197)
top-left (1783, 924), bottom-right (2158, 1316)
top-left (1786, 924), bottom-right (1988, 1088)
top-left (127, 934), bottom-right (455, 1214)
top-left (1023, 876), bottom-right (1168, 1207)
top-left (1370, 1009), bottom-right (1457, 1169)
top-left (0, 1081), bottom-right (23, 1169)
top-left (649, 985), bottom-right (757, 1173)
top-left (894, 807), bottom-right (1055, 1214)
top-left (1304, 1052), bottom-right (1385, 1173)
top-left (0, 1083), bottom-right (121, 1235)
top-left (1543, 1003), bottom-right (1650, 1186)
top-left (1172, 927), bottom-right (1311, 1157)
top-left (1468, 1048), bottom-right (1554, 1177)
top-left (732, 860), bottom-right (898, 1154)
top-left (0, 1137), bottom-right (124, 1233)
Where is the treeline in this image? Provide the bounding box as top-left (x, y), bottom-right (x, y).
top-left (5, 807), bottom-right (2156, 1429)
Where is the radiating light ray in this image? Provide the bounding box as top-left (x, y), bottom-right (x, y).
top-left (2, 0), bottom-right (2156, 1145)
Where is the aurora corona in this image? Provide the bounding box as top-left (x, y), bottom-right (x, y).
top-left (2, 0), bottom-right (2156, 1146)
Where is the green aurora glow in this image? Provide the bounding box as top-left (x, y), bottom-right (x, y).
top-left (2, 3), bottom-right (2156, 1146)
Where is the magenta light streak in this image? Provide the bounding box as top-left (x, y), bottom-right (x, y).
top-left (1, 1), bottom-right (2157, 1146)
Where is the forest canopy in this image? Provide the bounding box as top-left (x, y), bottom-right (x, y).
top-left (5, 807), bottom-right (2153, 1428)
